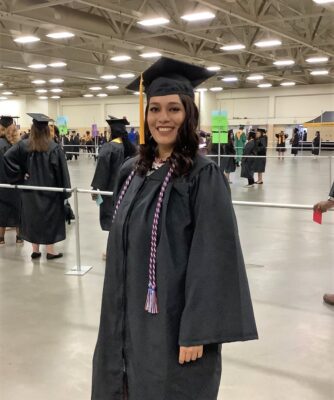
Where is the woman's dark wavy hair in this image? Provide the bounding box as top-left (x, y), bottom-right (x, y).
top-left (110, 126), bottom-right (137, 159)
top-left (137, 94), bottom-right (199, 177)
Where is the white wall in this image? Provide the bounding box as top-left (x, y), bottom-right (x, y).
top-left (1, 84), bottom-right (333, 131)
top-left (213, 83), bottom-right (334, 126)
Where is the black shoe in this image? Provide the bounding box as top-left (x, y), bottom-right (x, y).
top-left (16, 236), bottom-right (24, 244)
top-left (31, 252), bottom-right (41, 259)
top-left (46, 252), bottom-right (63, 260)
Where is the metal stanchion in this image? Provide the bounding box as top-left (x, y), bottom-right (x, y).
top-left (330, 157), bottom-right (333, 187)
top-left (65, 187), bottom-right (93, 276)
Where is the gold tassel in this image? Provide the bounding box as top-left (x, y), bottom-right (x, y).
top-left (139, 73), bottom-right (145, 145)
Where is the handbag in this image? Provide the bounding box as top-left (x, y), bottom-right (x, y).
top-left (64, 200), bottom-right (75, 225)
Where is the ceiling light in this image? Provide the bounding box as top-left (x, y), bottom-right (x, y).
top-left (97, 93), bottom-right (108, 97)
top-left (273, 60), bottom-right (295, 66)
top-left (195, 88), bottom-right (208, 92)
top-left (209, 87), bottom-right (223, 91)
top-left (38, 96), bottom-right (48, 99)
top-left (110, 55), bottom-right (131, 62)
top-left (46, 32), bottom-right (75, 39)
top-left (258, 83), bottom-right (272, 88)
top-left (181, 11), bottom-right (215, 22)
top-left (306, 56), bottom-right (329, 63)
top-left (133, 92), bottom-right (140, 95)
top-left (50, 88), bottom-right (63, 93)
top-left (118, 73), bottom-right (135, 78)
top-left (14, 35), bottom-right (40, 44)
top-left (49, 78), bottom-right (64, 83)
top-left (51, 96), bottom-right (61, 99)
top-left (101, 74), bottom-right (116, 80)
top-left (89, 86), bottom-right (102, 91)
top-left (28, 63), bottom-right (47, 69)
top-left (35, 89), bottom-right (48, 93)
top-left (206, 66), bottom-right (221, 71)
top-left (310, 70), bottom-right (329, 75)
top-left (0, 96), bottom-right (8, 100)
top-left (280, 82), bottom-right (296, 86)
top-left (48, 62), bottom-right (67, 67)
top-left (32, 79), bottom-right (46, 84)
top-left (221, 44), bottom-right (245, 51)
top-left (222, 76), bottom-right (238, 82)
top-left (83, 94), bottom-right (94, 97)
top-left (246, 75), bottom-right (264, 81)
top-left (138, 17), bottom-right (170, 26)
top-left (0, 83), bottom-right (3, 86)
top-left (106, 85), bottom-right (119, 90)
top-left (2, 91), bottom-right (13, 95)
top-left (254, 39), bottom-right (282, 47)
top-left (313, 0), bottom-right (334, 4)
top-left (140, 52), bottom-right (162, 58)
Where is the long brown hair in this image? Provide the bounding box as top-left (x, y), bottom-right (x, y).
top-left (28, 124), bottom-right (51, 152)
top-left (137, 94), bottom-right (199, 177)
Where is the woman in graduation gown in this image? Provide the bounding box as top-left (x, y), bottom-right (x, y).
top-left (290, 128), bottom-right (300, 156)
top-left (91, 57), bottom-right (258, 400)
top-left (4, 113), bottom-right (71, 259)
top-left (234, 125), bottom-right (246, 166)
top-left (220, 129), bottom-right (236, 183)
top-left (241, 130), bottom-right (257, 188)
top-left (253, 128), bottom-right (268, 184)
top-left (0, 116), bottom-right (22, 244)
top-left (91, 116), bottom-right (137, 231)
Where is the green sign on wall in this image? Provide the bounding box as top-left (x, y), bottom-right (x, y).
top-left (211, 111), bottom-right (228, 144)
top-left (56, 116), bottom-right (68, 135)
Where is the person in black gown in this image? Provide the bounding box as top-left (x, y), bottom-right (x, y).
top-left (254, 128), bottom-right (268, 184)
top-left (220, 129), bottom-right (236, 183)
top-left (91, 116), bottom-right (137, 232)
top-left (241, 130), bottom-right (257, 188)
top-left (0, 116), bottom-right (23, 244)
top-left (290, 127), bottom-right (300, 156)
top-left (4, 113), bottom-right (71, 259)
top-left (91, 57), bottom-right (258, 400)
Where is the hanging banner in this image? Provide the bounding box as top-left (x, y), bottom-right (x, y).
top-left (56, 116), bottom-right (68, 135)
top-left (92, 123), bottom-right (98, 137)
top-left (211, 111), bottom-right (228, 144)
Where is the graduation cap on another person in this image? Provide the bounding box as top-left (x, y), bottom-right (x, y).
top-left (0, 116), bottom-right (19, 128)
top-left (126, 57), bottom-right (215, 144)
top-left (27, 113), bottom-right (52, 128)
top-left (106, 115), bottom-right (130, 127)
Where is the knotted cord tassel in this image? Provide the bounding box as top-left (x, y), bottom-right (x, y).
top-left (145, 286), bottom-right (159, 314)
top-left (139, 73), bottom-right (145, 145)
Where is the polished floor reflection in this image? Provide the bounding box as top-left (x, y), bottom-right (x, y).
top-left (1, 152), bottom-right (333, 400)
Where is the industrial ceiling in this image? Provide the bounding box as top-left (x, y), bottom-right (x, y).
top-left (0, 0), bottom-right (333, 99)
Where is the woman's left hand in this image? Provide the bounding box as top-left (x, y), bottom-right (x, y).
top-left (179, 345), bottom-right (203, 364)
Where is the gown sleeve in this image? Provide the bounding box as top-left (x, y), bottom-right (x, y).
top-left (178, 163), bottom-right (258, 347)
top-left (3, 141), bottom-right (27, 183)
top-left (51, 146), bottom-right (72, 199)
top-left (91, 145), bottom-right (112, 190)
top-left (329, 182), bottom-right (334, 197)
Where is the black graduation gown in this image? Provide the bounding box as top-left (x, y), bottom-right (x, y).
top-left (291, 134), bottom-right (299, 155)
top-left (220, 143), bottom-right (236, 174)
top-left (241, 140), bottom-right (256, 179)
top-left (253, 136), bottom-right (267, 173)
top-left (92, 155), bottom-right (258, 400)
top-left (0, 138), bottom-right (21, 227)
top-left (91, 142), bottom-right (125, 231)
top-left (312, 137), bottom-right (320, 155)
top-left (4, 139), bottom-right (71, 244)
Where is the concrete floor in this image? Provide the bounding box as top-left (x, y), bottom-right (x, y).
top-left (0, 151), bottom-right (333, 400)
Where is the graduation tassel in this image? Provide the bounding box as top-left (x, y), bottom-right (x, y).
top-left (139, 73), bottom-right (145, 145)
top-left (145, 285), bottom-right (159, 314)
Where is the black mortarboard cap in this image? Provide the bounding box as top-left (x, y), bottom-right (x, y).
top-left (106, 115), bottom-right (130, 127)
top-left (27, 113), bottom-right (52, 128)
top-left (0, 115), bottom-right (18, 128)
top-left (126, 57), bottom-right (215, 100)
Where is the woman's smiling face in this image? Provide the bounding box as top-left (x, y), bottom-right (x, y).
top-left (147, 94), bottom-right (186, 150)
